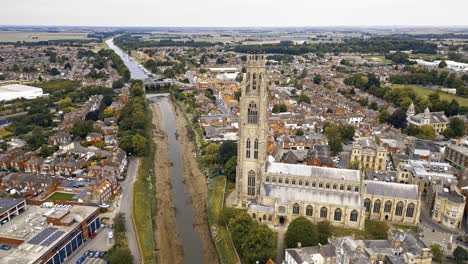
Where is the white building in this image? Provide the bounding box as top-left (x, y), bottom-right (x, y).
top-left (208, 67), bottom-right (239, 80)
top-left (0, 84), bottom-right (43, 101)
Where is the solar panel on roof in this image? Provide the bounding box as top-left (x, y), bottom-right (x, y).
top-left (41, 231), bottom-right (65, 247)
top-left (28, 227), bottom-right (57, 245)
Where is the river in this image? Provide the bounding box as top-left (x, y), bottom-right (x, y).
top-left (107, 38), bottom-right (206, 264)
top-left (105, 38), bottom-right (149, 80)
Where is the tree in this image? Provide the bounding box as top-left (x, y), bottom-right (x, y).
top-left (453, 246), bottom-right (468, 263)
top-left (369, 101), bottom-right (378, 110)
top-left (130, 83), bottom-right (145, 97)
top-left (27, 127), bottom-right (44, 149)
top-left (405, 124), bottom-right (420, 137)
top-left (348, 160), bottom-right (360, 170)
top-left (58, 97), bottom-right (73, 109)
top-left (442, 127), bottom-right (456, 138)
top-left (438, 60), bottom-right (447, 69)
top-left (431, 244), bottom-right (444, 263)
top-left (203, 143), bottom-right (219, 166)
top-left (313, 74), bottom-right (322, 84)
top-left (387, 110), bottom-right (407, 129)
top-left (224, 156), bottom-right (237, 182)
top-left (71, 120), bottom-right (93, 138)
top-left (119, 135), bottom-right (134, 154)
top-left (417, 125), bottom-right (436, 140)
top-left (327, 125), bottom-right (343, 155)
top-left (217, 141), bottom-right (237, 165)
top-left (229, 211), bottom-right (276, 264)
top-left (298, 94), bottom-right (311, 104)
top-left (107, 247), bottom-right (133, 264)
top-left (104, 108), bottom-right (114, 117)
top-left (339, 124), bottom-right (355, 141)
top-left (132, 134), bottom-right (147, 156)
top-left (285, 217), bottom-right (319, 248)
top-left (272, 104), bottom-right (280, 113)
top-left (279, 104), bottom-right (287, 112)
top-left (449, 117), bottom-right (466, 137)
top-left (295, 129), bottom-right (304, 136)
top-left (379, 110), bottom-right (390, 123)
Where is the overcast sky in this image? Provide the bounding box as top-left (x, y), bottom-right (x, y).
top-left (3, 0), bottom-right (468, 27)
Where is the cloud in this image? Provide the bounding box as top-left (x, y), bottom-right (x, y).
top-left (2, 0), bottom-right (468, 26)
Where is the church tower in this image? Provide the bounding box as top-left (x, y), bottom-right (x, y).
top-left (235, 54), bottom-right (268, 207)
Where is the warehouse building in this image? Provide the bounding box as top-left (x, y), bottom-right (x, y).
top-left (0, 84), bottom-right (43, 101)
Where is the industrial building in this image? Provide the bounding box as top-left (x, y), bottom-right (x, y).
top-left (0, 198), bottom-right (101, 264)
top-left (0, 84), bottom-right (43, 101)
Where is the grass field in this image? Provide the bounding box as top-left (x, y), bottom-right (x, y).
top-left (207, 176), bottom-right (240, 264)
top-left (363, 55), bottom-right (392, 63)
top-left (0, 127), bottom-right (12, 139)
top-left (92, 42), bottom-right (110, 53)
top-left (392, 223), bottom-right (419, 234)
top-left (45, 192), bottom-right (75, 201)
top-left (391, 84), bottom-right (468, 107)
top-left (330, 220), bottom-right (389, 240)
top-left (132, 109), bottom-right (156, 264)
top-left (0, 31), bottom-right (89, 42)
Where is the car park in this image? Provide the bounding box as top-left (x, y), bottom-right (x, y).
top-left (76, 256), bottom-right (86, 264)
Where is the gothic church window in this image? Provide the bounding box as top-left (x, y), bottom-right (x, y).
top-left (248, 170), bottom-right (255, 196)
top-left (248, 103), bottom-right (258, 124)
top-left (293, 203), bottom-right (300, 215)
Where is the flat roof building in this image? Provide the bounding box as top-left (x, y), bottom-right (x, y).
top-left (0, 84), bottom-right (43, 101)
top-left (0, 200), bottom-right (100, 264)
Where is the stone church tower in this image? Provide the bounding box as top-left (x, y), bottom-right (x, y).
top-left (235, 54), bottom-right (268, 207)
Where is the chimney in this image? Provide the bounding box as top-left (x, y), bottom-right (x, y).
top-left (297, 242), bottom-right (302, 248)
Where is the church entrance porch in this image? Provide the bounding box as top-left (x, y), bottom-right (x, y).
top-left (279, 216), bottom-right (286, 226)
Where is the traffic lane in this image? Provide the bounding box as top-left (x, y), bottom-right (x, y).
top-left (66, 226), bottom-right (113, 264)
top-left (116, 157), bottom-right (140, 264)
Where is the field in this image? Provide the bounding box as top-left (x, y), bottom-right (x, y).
top-left (0, 127), bottom-right (12, 138)
top-left (45, 192), bottom-right (75, 201)
top-left (362, 55), bottom-right (392, 63)
top-left (0, 31), bottom-right (90, 42)
top-left (390, 84), bottom-right (468, 107)
top-left (206, 176), bottom-right (240, 264)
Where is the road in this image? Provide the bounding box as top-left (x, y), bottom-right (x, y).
top-left (117, 156), bottom-right (141, 264)
top-left (65, 157), bottom-right (140, 264)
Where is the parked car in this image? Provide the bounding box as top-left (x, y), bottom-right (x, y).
top-left (93, 251), bottom-right (100, 258)
top-left (84, 179), bottom-right (91, 182)
top-left (98, 251), bottom-right (106, 258)
top-left (0, 244), bottom-right (11, 250)
top-left (76, 256), bottom-right (86, 264)
top-left (108, 231), bottom-right (113, 239)
top-left (72, 183), bottom-right (80, 188)
top-left (99, 203), bottom-right (110, 208)
top-left (86, 250), bottom-right (95, 257)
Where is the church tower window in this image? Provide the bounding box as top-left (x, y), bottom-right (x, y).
top-left (248, 103), bottom-right (258, 124)
top-left (247, 170), bottom-right (256, 196)
top-left (254, 139), bottom-right (258, 159)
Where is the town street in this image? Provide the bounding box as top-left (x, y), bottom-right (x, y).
top-left (65, 157), bottom-right (140, 264)
top-left (117, 156), bottom-right (141, 264)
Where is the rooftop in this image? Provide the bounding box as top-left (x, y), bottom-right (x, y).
top-left (0, 204), bottom-right (98, 264)
top-left (365, 181), bottom-right (419, 200)
top-left (265, 161), bottom-right (361, 182)
top-left (262, 184), bottom-right (362, 208)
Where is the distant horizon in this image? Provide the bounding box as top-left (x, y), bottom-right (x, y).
top-left (1, 25), bottom-right (468, 30)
